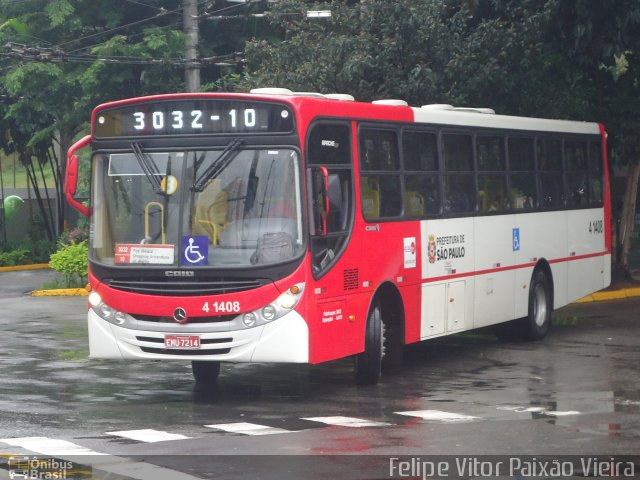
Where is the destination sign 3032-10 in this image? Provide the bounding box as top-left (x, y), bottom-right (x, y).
top-left (93, 99), bottom-right (295, 137)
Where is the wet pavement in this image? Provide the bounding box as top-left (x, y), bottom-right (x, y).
top-left (0, 269), bottom-right (639, 479)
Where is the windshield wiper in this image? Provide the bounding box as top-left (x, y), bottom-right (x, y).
top-left (192, 138), bottom-right (244, 192)
top-left (131, 142), bottom-right (165, 195)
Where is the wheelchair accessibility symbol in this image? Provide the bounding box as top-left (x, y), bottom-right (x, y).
top-left (182, 235), bottom-right (208, 266)
top-left (512, 228), bottom-right (521, 251)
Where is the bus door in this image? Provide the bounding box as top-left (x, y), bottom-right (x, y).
top-left (306, 122), bottom-right (358, 363)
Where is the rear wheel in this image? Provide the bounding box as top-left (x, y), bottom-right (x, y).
top-left (522, 270), bottom-right (552, 340)
top-left (495, 270), bottom-right (552, 342)
top-left (191, 360), bottom-right (221, 384)
top-left (355, 302), bottom-right (384, 385)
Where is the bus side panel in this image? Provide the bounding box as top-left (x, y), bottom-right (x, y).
top-left (473, 215), bottom-right (516, 328)
top-left (566, 207), bottom-right (608, 304)
top-left (513, 211), bottom-right (567, 313)
top-left (307, 219), bottom-right (423, 363)
top-left (419, 218), bottom-right (475, 339)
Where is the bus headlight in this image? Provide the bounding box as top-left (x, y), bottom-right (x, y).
top-left (262, 305), bottom-right (277, 321)
top-left (90, 294), bottom-right (128, 326)
top-left (241, 283), bottom-right (305, 328)
top-left (243, 312), bottom-right (257, 327)
top-left (88, 291), bottom-right (102, 307)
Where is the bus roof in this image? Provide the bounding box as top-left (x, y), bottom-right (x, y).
top-left (248, 89), bottom-right (601, 135)
top-left (92, 90), bottom-right (602, 136)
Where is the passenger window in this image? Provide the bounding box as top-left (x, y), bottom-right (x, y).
top-left (510, 174), bottom-right (536, 211)
top-left (538, 138), bottom-right (563, 171)
top-left (565, 141), bottom-right (588, 170)
top-left (589, 142), bottom-right (604, 207)
top-left (477, 136), bottom-right (505, 170)
top-left (539, 173), bottom-right (564, 209)
top-left (508, 137), bottom-right (535, 171)
top-left (359, 128), bottom-right (401, 220)
top-left (443, 133), bottom-right (473, 171)
top-left (403, 131), bottom-right (438, 171)
top-left (444, 175), bottom-right (475, 213)
top-left (405, 175), bottom-right (441, 217)
top-left (566, 173), bottom-right (588, 208)
top-left (361, 174), bottom-right (402, 219)
top-left (478, 174), bottom-right (507, 213)
top-left (359, 129), bottom-right (399, 171)
top-left (508, 137), bottom-right (536, 211)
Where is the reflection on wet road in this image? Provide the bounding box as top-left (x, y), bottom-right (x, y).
top-left (1, 279), bottom-right (639, 476)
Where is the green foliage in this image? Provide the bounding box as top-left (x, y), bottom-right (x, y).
top-left (0, 237), bottom-right (56, 265)
top-left (0, 248), bottom-right (29, 266)
top-left (49, 240), bottom-right (88, 288)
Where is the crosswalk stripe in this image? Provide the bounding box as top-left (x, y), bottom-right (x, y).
top-left (106, 429), bottom-right (191, 443)
top-left (0, 436), bottom-right (107, 456)
top-left (302, 416), bottom-right (392, 427)
top-left (0, 437), bottom-right (203, 480)
top-left (497, 406), bottom-right (581, 416)
top-left (395, 410), bottom-right (481, 422)
top-left (204, 422), bottom-right (292, 435)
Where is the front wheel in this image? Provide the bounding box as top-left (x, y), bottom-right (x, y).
top-left (354, 303), bottom-right (384, 385)
top-left (192, 360), bottom-right (221, 384)
top-left (522, 270), bottom-right (552, 341)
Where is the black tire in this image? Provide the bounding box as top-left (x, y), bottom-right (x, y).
top-left (191, 360), bottom-right (221, 384)
top-left (522, 270), bottom-right (552, 341)
top-left (355, 302), bottom-right (383, 385)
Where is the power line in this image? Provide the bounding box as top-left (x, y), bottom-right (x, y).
top-left (3, 2), bottom-right (257, 67)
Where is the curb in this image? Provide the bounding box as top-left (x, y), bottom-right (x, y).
top-left (0, 263), bottom-right (50, 272)
top-left (32, 288), bottom-right (88, 297)
top-left (573, 287), bottom-right (640, 303)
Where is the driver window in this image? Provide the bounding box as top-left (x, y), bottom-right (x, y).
top-left (307, 123), bottom-right (353, 276)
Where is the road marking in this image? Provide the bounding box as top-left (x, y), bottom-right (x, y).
top-left (204, 422), bottom-right (292, 435)
top-left (302, 416), bottom-right (392, 427)
top-left (497, 406), bottom-right (547, 414)
top-left (497, 406), bottom-right (580, 416)
top-left (395, 410), bottom-right (481, 422)
top-left (0, 436), bottom-right (203, 480)
top-left (543, 410), bottom-right (580, 416)
top-left (106, 429), bottom-right (191, 443)
top-left (0, 436), bottom-right (107, 456)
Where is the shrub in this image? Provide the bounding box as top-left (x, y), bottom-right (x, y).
top-left (0, 248), bottom-right (29, 266)
top-left (49, 240), bottom-right (88, 288)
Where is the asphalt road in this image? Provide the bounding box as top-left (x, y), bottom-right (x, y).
top-left (0, 270), bottom-right (639, 479)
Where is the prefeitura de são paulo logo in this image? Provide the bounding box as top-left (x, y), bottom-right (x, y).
top-left (428, 235), bottom-right (436, 264)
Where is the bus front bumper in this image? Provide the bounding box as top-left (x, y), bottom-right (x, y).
top-left (87, 309), bottom-right (309, 363)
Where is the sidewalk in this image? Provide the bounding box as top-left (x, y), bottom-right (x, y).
top-left (1, 264), bottom-right (638, 302)
top-left (0, 264), bottom-right (88, 296)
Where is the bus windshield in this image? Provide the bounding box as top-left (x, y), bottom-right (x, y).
top-left (90, 147), bottom-right (304, 268)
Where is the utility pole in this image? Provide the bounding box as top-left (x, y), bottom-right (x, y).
top-left (183, 0), bottom-right (200, 92)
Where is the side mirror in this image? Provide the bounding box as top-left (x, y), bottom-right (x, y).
top-left (65, 135), bottom-right (92, 217)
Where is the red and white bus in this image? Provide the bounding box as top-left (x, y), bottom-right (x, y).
top-left (65, 89), bottom-right (611, 384)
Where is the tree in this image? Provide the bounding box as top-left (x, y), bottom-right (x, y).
top-left (0, 0), bottom-right (187, 239)
top-left (0, 0), bottom-right (272, 243)
top-left (239, 0), bottom-right (640, 273)
top-left (543, 0), bottom-right (640, 273)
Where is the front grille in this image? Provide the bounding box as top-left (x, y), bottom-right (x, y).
top-left (105, 277), bottom-right (268, 296)
top-left (140, 347), bottom-right (231, 356)
top-left (137, 336), bottom-right (233, 356)
top-left (136, 336), bottom-right (233, 344)
top-left (132, 314), bottom-right (237, 324)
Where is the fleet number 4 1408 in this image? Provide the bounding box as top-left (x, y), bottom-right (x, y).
top-left (202, 301), bottom-right (241, 314)
top-left (589, 220), bottom-right (604, 234)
